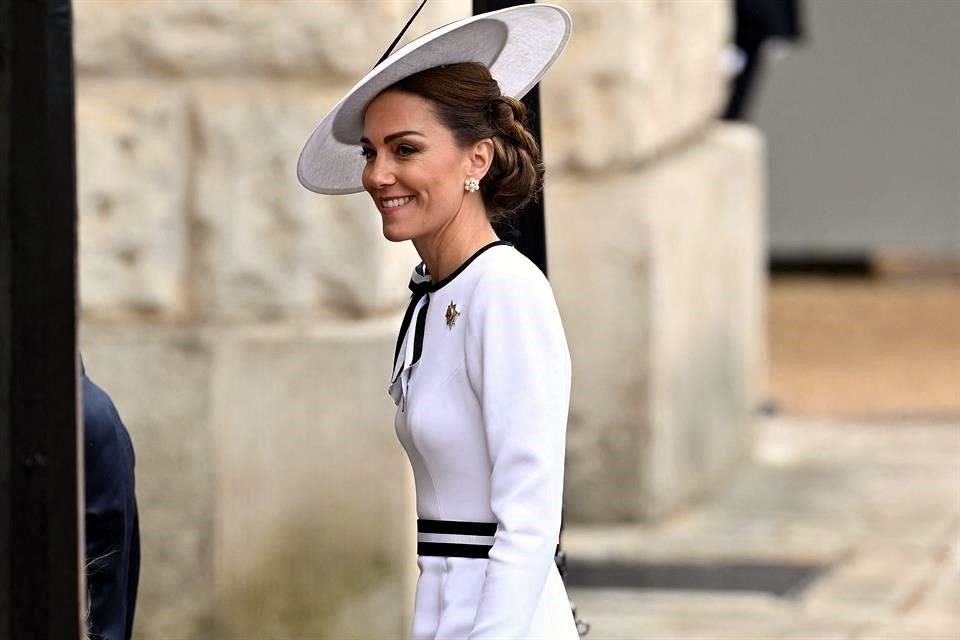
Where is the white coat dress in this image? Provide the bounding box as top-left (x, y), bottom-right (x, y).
top-left (389, 241), bottom-right (578, 640)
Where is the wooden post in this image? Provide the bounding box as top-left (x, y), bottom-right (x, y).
top-left (0, 0), bottom-right (84, 637)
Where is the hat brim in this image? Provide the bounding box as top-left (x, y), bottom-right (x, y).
top-left (297, 4), bottom-right (572, 195)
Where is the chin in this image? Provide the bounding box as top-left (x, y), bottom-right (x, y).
top-left (381, 224), bottom-right (413, 243)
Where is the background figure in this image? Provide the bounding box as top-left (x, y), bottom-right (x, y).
top-left (83, 365), bottom-right (140, 640)
top-left (724, 0), bottom-right (805, 120)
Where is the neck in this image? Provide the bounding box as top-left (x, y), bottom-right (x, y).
top-left (413, 204), bottom-right (499, 283)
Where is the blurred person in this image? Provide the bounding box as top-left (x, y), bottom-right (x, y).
top-left (724, 0), bottom-right (805, 120)
top-left (83, 360), bottom-right (140, 640)
top-left (297, 4), bottom-right (575, 639)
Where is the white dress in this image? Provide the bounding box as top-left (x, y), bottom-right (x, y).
top-left (389, 241), bottom-right (578, 640)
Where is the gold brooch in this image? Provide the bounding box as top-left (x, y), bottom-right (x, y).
top-left (445, 301), bottom-right (461, 329)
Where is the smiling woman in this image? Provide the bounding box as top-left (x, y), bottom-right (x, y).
top-left (296, 5), bottom-right (576, 640)
top-left (360, 88), bottom-right (495, 256)
top-left (358, 64), bottom-right (542, 281)
top-left (366, 62), bottom-right (543, 220)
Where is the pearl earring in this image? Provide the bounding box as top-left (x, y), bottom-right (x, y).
top-left (464, 177), bottom-right (480, 193)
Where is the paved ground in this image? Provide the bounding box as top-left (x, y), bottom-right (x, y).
top-left (767, 276), bottom-right (960, 418)
top-left (564, 415), bottom-right (960, 640)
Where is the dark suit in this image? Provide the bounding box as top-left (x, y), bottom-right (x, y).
top-left (83, 371), bottom-right (140, 640)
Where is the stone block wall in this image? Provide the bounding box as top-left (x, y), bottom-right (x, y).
top-left (76, 2), bottom-right (466, 638)
top-left (542, 0), bottom-right (730, 172)
top-left (208, 321), bottom-right (415, 640)
top-left (76, 0), bottom-right (766, 637)
top-left (548, 126), bottom-right (766, 521)
top-left (542, 0), bottom-right (766, 521)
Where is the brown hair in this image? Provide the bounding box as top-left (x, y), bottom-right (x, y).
top-left (384, 62), bottom-right (543, 222)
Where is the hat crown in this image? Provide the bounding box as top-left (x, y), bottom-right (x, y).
top-left (331, 19), bottom-right (509, 144)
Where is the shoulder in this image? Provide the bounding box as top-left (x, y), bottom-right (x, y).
top-left (82, 375), bottom-right (134, 476)
top-left (463, 245), bottom-right (570, 372)
top-left (83, 376), bottom-right (123, 442)
top-left (465, 245), bottom-right (564, 336)
top-left (471, 244), bottom-right (554, 302)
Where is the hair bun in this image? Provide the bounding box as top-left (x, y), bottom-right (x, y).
top-left (488, 96), bottom-right (526, 140)
top-left (483, 94), bottom-right (542, 219)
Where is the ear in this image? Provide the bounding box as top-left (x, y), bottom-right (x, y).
top-left (466, 138), bottom-right (494, 180)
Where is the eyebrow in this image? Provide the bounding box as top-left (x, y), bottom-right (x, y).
top-left (359, 130), bottom-right (426, 145)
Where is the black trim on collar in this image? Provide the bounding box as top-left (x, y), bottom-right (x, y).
top-left (429, 240), bottom-right (511, 292)
top-left (391, 240), bottom-right (511, 397)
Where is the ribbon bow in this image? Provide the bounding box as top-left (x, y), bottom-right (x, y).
top-left (389, 262), bottom-right (433, 407)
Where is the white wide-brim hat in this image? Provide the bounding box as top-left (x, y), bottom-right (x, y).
top-left (297, 4), bottom-right (572, 195)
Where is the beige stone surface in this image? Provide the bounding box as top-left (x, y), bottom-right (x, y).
top-left (192, 82), bottom-right (418, 321)
top-left (549, 124), bottom-right (766, 522)
top-left (646, 124), bottom-right (766, 515)
top-left (547, 168), bottom-right (654, 522)
top-left (564, 416), bottom-right (960, 640)
top-left (913, 533), bottom-right (960, 620)
top-left (562, 464), bottom-right (867, 566)
top-left (78, 82), bottom-right (191, 317)
top-left (209, 318), bottom-right (415, 640)
top-left (569, 589), bottom-right (859, 640)
top-left (75, 0), bottom-right (469, 79)
top-left (801, 546), bottom-right (941, 623)
top-left (80, 324), bottom-right (216, 640)
top-left (81, 318), bottom-right (418, 640)
top-left (861, 619), bottom-right (960, 640)
top-left (542, 0), bottom-right (729, 173)
top-left (567, 417), bottom-right (960, 565)
top-left (768, 279), bottom-right (960, 418)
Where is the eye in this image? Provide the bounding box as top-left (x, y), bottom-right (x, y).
top-left (360, 147), bottom-right (375, 161)
top-left (396, 144), bottom-right (418, 157)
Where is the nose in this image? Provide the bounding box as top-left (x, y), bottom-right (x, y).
top-left (363, 154), bottom-right (396, 190)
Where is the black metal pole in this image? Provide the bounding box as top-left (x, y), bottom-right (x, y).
top-left (0, 0), bottom-right (83, 637)
top-left (474, 0), bottom-right (549, 277)
top-left (473, 2), bottom-right (589, 635)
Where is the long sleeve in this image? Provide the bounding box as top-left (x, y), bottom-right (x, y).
top-left (464, 262), bottom-right (571, 639)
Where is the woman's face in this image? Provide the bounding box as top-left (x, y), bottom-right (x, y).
top-left (361, 91), bottom-right (476, 243)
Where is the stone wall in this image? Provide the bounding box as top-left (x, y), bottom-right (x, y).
top-left (543, 1), bottom-right (766, 521)
top-left (76, 2), bottom-right (467, 638)
top-left (548, 126), bottom-right (766, 521)
top-left (76, 0), bottom-right (765, 637)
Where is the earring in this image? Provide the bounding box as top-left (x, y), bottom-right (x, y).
top-left (464, 177), bottom-right (480, 193)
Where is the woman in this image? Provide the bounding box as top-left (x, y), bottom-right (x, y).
top-left (298, 5), bottom-right (576, 639)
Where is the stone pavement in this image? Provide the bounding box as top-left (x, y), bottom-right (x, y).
top-left (564, 415), bottom-right (960, 640)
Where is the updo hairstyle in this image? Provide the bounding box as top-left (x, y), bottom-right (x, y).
top-left (384, 62), bottom-right (544, 222)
